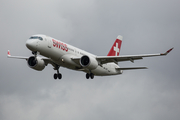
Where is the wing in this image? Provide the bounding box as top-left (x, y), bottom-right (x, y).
top-left (7, 50), bottom-right (28, 59)
top-left (96, 48), bottom-right (174, 64)
top-left (7, 50), bottom-right (58, 68)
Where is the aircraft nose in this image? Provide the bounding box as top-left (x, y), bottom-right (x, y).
top-left (26, 39), bottom-right (37, 51)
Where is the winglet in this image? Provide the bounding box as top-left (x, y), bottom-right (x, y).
top-left (7, 50), bottom-right (11, 57)
top-left (161, 47), bottom-right (174, 55)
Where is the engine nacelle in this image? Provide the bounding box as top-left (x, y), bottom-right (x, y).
top-left (80, 55), bottom-right (98, 70)
top-left (27, 56), bottom-right (45, 71)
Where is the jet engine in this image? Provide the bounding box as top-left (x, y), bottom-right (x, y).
top-left (80, 55), bottom-right (98, 70)
top-left (27, 56), bottom-right (45, 71)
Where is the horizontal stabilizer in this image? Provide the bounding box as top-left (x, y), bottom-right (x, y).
top-left (116, 67), bottom-right (148, 70)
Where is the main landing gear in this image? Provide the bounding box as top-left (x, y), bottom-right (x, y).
top-left (54, 66), bottom-right (62, 80)
top-left (86, 73), bottom-right (94, 79)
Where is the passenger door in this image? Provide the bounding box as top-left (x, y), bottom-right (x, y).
top-left (46, 37), bottom-right (52, 48)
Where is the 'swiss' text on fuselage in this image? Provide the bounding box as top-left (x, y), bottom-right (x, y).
top-left (52, 39), bottom-right (68, 52)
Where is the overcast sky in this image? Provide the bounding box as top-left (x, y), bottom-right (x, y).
top-left (0, 0), bottom-right (180, 120)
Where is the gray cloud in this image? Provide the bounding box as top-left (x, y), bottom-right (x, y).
top-left (0, 0), bottom-right (179, 120)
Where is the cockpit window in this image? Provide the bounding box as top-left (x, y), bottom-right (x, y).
top-left (29, 36), bottom-right (43, 40)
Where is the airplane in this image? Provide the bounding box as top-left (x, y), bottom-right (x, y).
top-left (7, 34), bottom-right (173, 79)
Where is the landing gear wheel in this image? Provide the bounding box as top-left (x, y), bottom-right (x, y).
top-left (58, 73), bottom-right (62, 79)
top-left (54, 73), bottom-right (57, 79)
top-left (90, 73), bottom-right (94, 79)
top-left (86, 73), bottom-right (90, 79)
top-left (86, 73), bottom-right (94, 79)
top-left (53, 73), bottom-right (62, 80)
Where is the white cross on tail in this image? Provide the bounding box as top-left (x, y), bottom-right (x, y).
top-left (114, 42), bottom-right (119, 56)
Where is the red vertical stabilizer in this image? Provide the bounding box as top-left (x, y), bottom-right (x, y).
top-left (107, 35), bottom-right (122, 56)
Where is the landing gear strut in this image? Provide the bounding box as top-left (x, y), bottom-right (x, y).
top-left (32, 51), bottom-right (37, 55)
top-left (86, 73), bottom-right (94, 79)
top-left (54, 66), bottom-right (62, 80)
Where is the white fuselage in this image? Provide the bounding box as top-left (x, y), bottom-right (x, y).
top-left (26, 34), bottom-right (122, 76)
